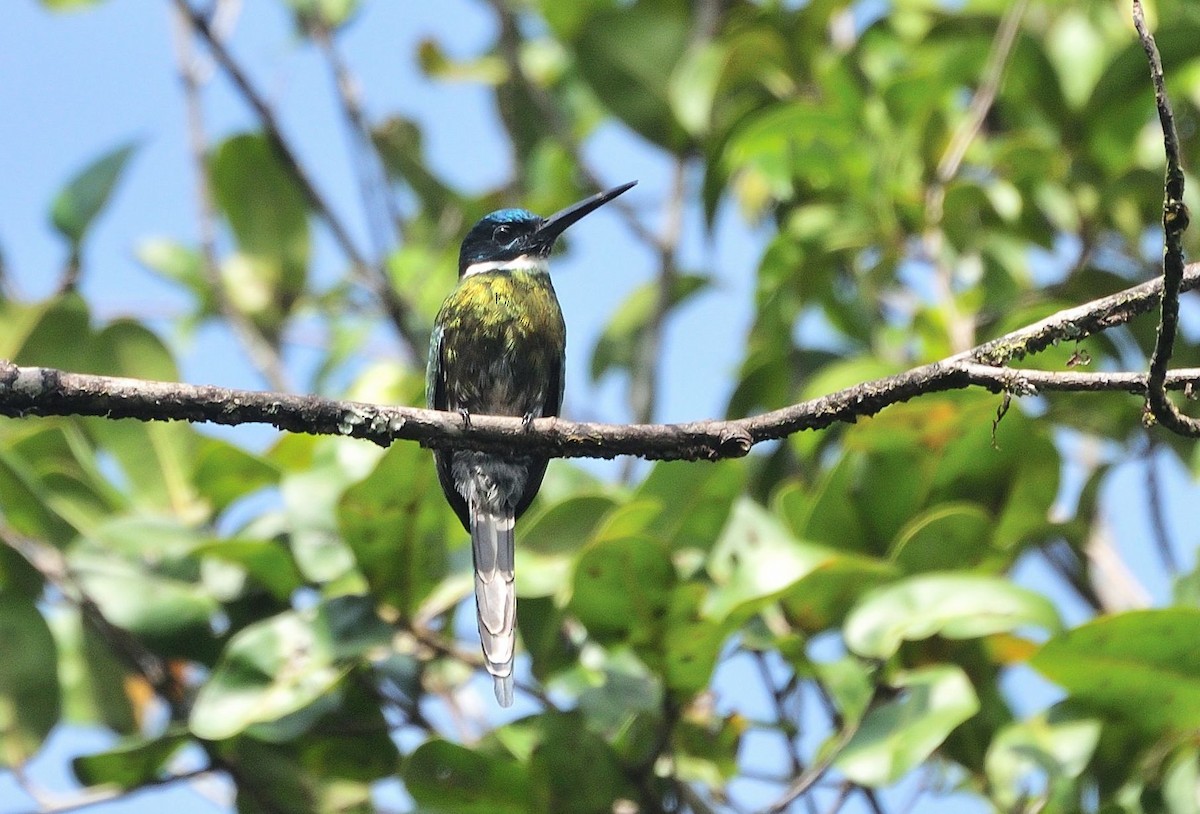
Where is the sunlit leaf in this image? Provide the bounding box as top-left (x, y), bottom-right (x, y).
top-left (189, 595), bottom-right (388, 740)
top-left (286, 0), bottom-right (360, 29)
top-left (985, 709), bottom-right (1102, 811)
top-left (707, 500), bottom-right (893, 633)
top-left (844, 573), bottom-right (1062, 660)
top-left (40, 0), bottom-right (106, 8)
top-left (834, 664), bottom-right (980, 786)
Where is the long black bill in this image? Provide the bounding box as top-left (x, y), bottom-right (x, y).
top-left (533, 180), bottom-right (637, 247)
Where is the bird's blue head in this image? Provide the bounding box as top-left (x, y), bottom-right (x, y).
top-left (457, 181), bottom-right (637, 276)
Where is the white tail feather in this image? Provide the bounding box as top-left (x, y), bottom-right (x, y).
top-left (469, 503), bottom-right (517, 707)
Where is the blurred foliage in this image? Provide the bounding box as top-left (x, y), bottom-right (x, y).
top-left (7, 0), bottom-right (1200, 812)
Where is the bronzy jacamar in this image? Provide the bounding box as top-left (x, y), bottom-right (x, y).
top-left (427, 181), bottom-right (636, 706)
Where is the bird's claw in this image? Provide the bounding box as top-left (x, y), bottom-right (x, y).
top-left (458, 408), bottom-right (472, 430)
top-left (521, 412), bottom-right (536, 431)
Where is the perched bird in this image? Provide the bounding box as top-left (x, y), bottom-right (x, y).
top-left (427, 181), bottom-right (637, 706)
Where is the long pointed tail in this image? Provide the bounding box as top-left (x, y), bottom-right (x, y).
top-left (469, 500), bottom-right (516, 706)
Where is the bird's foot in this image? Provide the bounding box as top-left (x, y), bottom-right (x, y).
top-left (521, 412), bottom-right (536, 431)
top-left (458, 408), bottom-right (472, 430)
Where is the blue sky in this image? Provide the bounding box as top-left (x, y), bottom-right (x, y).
top-left (0, 2), bottom-right (1196, 813)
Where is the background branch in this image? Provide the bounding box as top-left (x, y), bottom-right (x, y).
top-left (170, 2), bottom-right (291, 392)
top-left (171, 0), bottom-right (425, 356)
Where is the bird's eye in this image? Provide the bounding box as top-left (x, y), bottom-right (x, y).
top-left (493, 225), bottom-right (512, 242)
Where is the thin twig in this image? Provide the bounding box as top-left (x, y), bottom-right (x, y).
top-left (170, 2), bottom-right (291, 391)
top-left (1142, 437), bottom-right (1178, 573)
top-left (0, 529), bottom-right (183, 704)
top-left (1085, 518), bottom-right (1152, 612)
top-left (311, 22), bottom-right (401, 264)
top-left (171, 0), bottom-right (425, 356)
top-left (923, 0), bottom-right (1029, 352)
top-left (4, 264), bottom-right (1200, 460)
top-left (1039, 540), bottom-right (1104, 613)
top-left (1133, 0), bottom-right (1197, 436)
top-left (631, 157), bottom-right (687, 426)
top-left (760, 709), bottom-right (865, 814)
top-left (483, 0), bottom-right (660, 248)
top-left (750, 651), bottom-right (808, 792)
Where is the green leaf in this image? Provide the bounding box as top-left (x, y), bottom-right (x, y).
top-left (0, 424), bottom-right (118, 542)
top-left (403, 740), bottom-right (532, 813)
top-left (573, 0), bottom-right (691, 151)
top-left (72, 731), bottom-right (190, 790)
top-left (844, 573), bottom-right (1061, 660)
top-left (338, 444), bottom-right (451, 618)
top-left (633, 460), bottom-right (743, 552)
top-left (518, 596), bottom-right (576, 682)
top-left (209, 133), bottom-right (310, 330)
top-left (814, 657), bottom-right (876, 727)
top-left (192, 538), bottom-right (303, 602)
top-left (193, 437), bottom-right (280, 516)
top-left (704, 500), bottom-right (836, 622)
top-left (189, 596), bottom-right (388, 741)
top-left (1032, 609), bottom-right (1200, 735)
top-left (40, 0), bottom-right (106, 9)
top-left (0, 295), bottom-right (93, 370)
top-left (516, 494), bottom-right (619, 599)
top-left (590, 274), bottom-right (709, 382)
top-left (521, 494), bottom-right (617, 554)
top-left (0, 545), bottom-right (43, 599)
top-left (0, 594), bottom-right (60, 765)
top-left (570, 535), bottom-right (675, 646)
top-left (84, 322), bottom-right (203, 515)
top-left (788, 455), bottom-right (871, 555)
top-left (834, 664), bottom-right (980, 787)
top-left (706, 500), bottom-right (892, 631)
top-left (280, 452), bottom-right (362, 584)
top-left (1163, 746), bottom-right (1200, 814)
top-left (71, 551), bottom-right (219, 661)
top-left (529, 713), bottom-right (633, 814)
top-left (51, 142), bottom-right (136, 248)
top-left (575, 654), bottom-right (663, 765)
top-left (135, 238), bottom-right (214, 315)
top-left (669, 42), bottom-right (727, 136)
top-left (889, 503), bottom-right (996, 573)
top-left (286, 0), bottom-right (360, 29)
top-left (663, 583), bottom-right (729, 695)
top-left (50, 608), bottom-right (136, 733)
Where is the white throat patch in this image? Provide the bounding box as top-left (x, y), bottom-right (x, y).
top-left (463, 254), bottom-right (549, 278)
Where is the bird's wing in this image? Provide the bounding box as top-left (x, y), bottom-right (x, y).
top-left (426, 323), bottom-right (471, 530)
top-left (512, 353), bottom-right (561, 520)
top-left (425, 323), bottom-right (446, 411)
